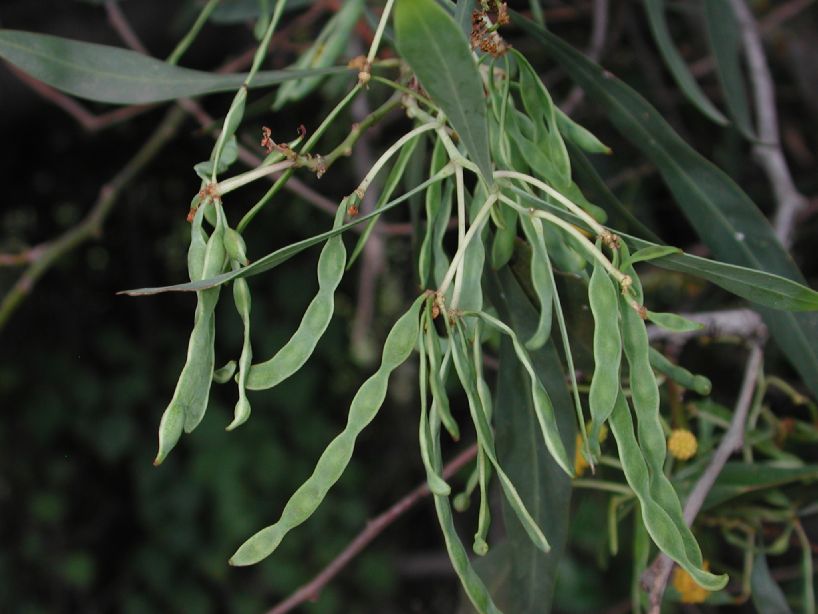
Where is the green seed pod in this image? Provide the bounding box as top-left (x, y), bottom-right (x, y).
top-left (213, 361), bottom-right (237, 384)
top-left (587, 247), bottom-right (622, 453)
top-left (230, 295), bottom-right (424, 567)
top-left (649, 348), bottom-right (712, 395)
top-left (555, 107), bottom-right (611, 155)
top-left (223, 226), bottom-right (249, 266)
top-left (227, 276), bottom-right (253, 431)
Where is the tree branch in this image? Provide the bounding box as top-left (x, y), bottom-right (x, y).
top-left (561, 0), bottom-right (609, 115)
top-left (266, 443), bottom-right (478, 614)
top-left (729, 0), bottom-right (809, 248)
top-left (0, 106), bottom-right (187, 331)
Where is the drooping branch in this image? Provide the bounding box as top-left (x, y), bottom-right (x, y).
top-left (729, 0), bottom-right (809, 248)
top-left (0, 106), bottom-right (188, 331)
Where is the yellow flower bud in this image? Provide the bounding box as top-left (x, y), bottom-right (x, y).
top-left (672, 562), bottom-right (711, 603)
top-left (668, 428), bottom-right (698, 461)
top-left (574, 433), bottom-right (589, 476)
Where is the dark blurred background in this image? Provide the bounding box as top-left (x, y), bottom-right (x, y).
top-left (1, 1), bottom-right (817, 613)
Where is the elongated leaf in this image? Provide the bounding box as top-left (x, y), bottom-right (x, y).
top-left (486, 267), bottom-right (574, 614)
top-left (121, 170), bottom-right (452, 295)
top-left (509, 15), bottom-right (818, 397)
top-left (0, 29), bottom-right (350, 104)
top-left (703, 1), bottom-right (756, 140)
top-left (395, 0), bottom-right (493, 182)
top-left (673, 462), bottom-right (818, 511)
top-left (507, 187), bottom-right (818, 313)
top-left (455, 0), bottom-right (473, 38)
top-left (751, 553), bottom-right (794, 614)
top-left (642, 0), bottom-right (727, 125)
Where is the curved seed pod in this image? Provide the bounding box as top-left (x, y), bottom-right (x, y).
top-left (227, 276), bottom-right (253, 431)
top-left (418, 313), bottom-right (452, 496)
top-left (470, 323), bottom-right (492, 556)
top-left (587, 249), bottom-right (622, 453)
top-left (519, 215), bottom-right (554, 349)
top-left (539, 217), bottom-right (587, 273)
top-left (608, 392), bottom-right (728, 591)
top-left (555, 107), bottom-right (611, 155)
top-left (223, 226), bottom-right (249, 266)
top-left (472, 311), bottom-right (573, 476)
top-left (513, 49), bottom-right (571, 188)
top-left (213, 360), bottom-right (237, 384)
top-left (187, 204), bottom-right (208, 282)
top-left (210, 87), bottom-right (247, 177)
top-left (419, 138), bottom-right (449, 288)
top-left (447, 318), bottom-right (550, 553)
top-left (646, 310), bottom-right (704, 333)
top-left (156, 202), bottom-right (227, 462)
top-left (648, 348), bottom-right (712, 395)
top-left (491, 201), bottom-right (517, 270)
top-left (154, 402), bottom-right (184, 466)
top-left (272, 0), bottom-right (363, 109)
top-left (619, 292), bottom-right (705, 569)
top-left (430, 453), bottom-right (503, 614)
top-left (423, 302), bottom-right (460, 441)
top-left (245, 207), bottom-right (346, 390)
top-left (230, 296), bottom-right (424, 566)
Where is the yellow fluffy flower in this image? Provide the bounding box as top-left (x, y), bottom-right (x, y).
top-left (668, 428), bottom-right (698, 461)
top-left (672, 562), bottom-right (711, 603)
top-left (574, 434), bottom-right (589, 476)
top-left (574, 424), bottom-right (609, 476)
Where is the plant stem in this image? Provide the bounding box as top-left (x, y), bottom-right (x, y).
top-left (0, 106), bottom-right (187, 332)
top-left (322, 94), bottom-right (402, 168)
top-left (494, 169), bottom-right (607, 237)
top-left (573, 479), bottom-right (633, 496)
top-left (438, 193), bottom-right (497, 296)
top-left (167, 0), bottom-right (222, 65)
top-left (215, 160), bottom-right (294, 195)
top-left (451, 165), bottom-right (467, 309)
top-left (367, 0), bottom-right (396, 64)
top-left (356, 122), bottom-right (439, 196)
top-left (497, 193), bottom-right (626, 286)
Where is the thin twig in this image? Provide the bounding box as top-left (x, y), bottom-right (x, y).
top-left (105, 1), bottom-right (149, 55)
top-left (6, 64), bottom-right (154, 133)
top-left (729, 0), bottom-right (809, 248)
top-left (266, 443), bottom-right (479, 614)
top-left (0, 106), bottom-right (187, 331)
top-left (349, 86), bottom-right (385, 365)
top-left (561, 0), bottom-right (609, 115)
top-left (644, 343), bottom-right (765, 613)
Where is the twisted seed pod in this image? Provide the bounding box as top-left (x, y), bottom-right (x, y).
top-left (587, 249), bottom-right (622, 453)
top-left (230, 296), bottom-right (424, 566)
top-left (608, 392), bottom-right (727, 591)
top-left (227, 275), bottom-right (252, 431)
top-left (245, 207), bottom-right (346, 390)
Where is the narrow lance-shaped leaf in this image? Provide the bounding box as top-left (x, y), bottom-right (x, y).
top-left (487, 267), bottom-right (575, 614)
top-left (395, 0), bottom-right (493, 183)
top-left (507, 185), bottom-right (818, 313)
top-left (0, 29), bottom-right (351, 104)
top-left (703, 1), bottom-right (756, 140)
top-left (121, 169), bottom-right (454, 296)
top-left (642, 0), bottom-right (728, 126)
